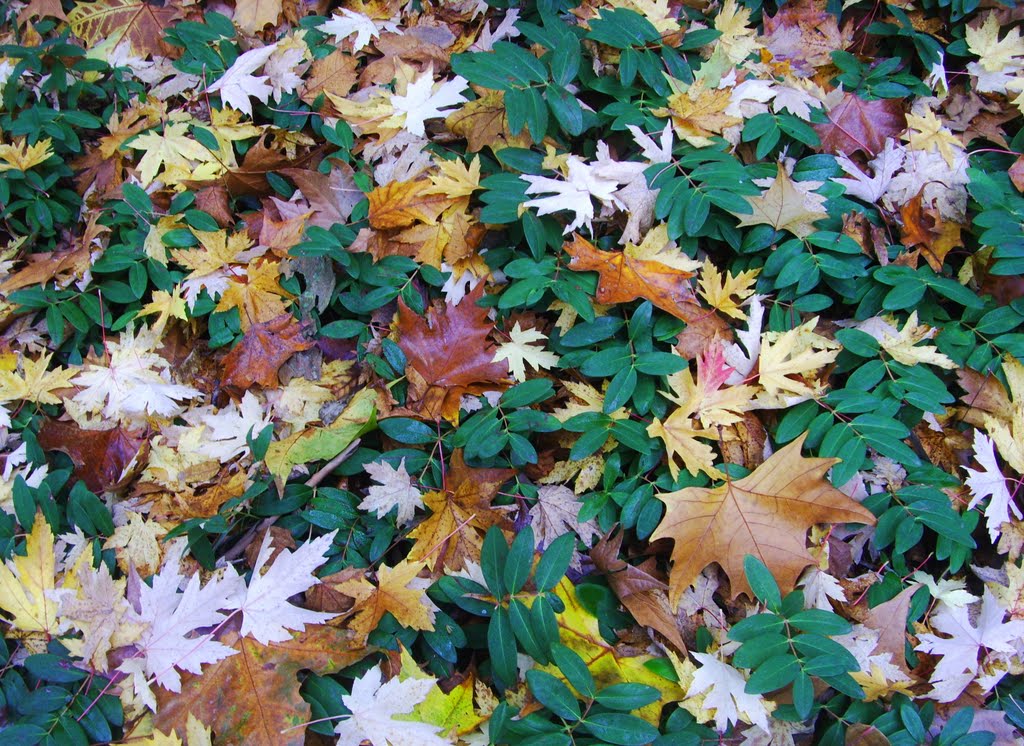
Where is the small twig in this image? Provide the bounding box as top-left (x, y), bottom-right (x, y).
top-left (223, 439), bottom-right (362, 563)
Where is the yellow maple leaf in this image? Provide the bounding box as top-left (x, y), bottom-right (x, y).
top-left (426, 156), bottom-right (481, 200)
top-left (756, 317), bottom-right (840, 405)
top-left (875, 311), bottom-right (956, 369)
top-left (214, 259), bottom-right (293, 331)
top-left (144, 215), bottom-right (186, 265)
top-left (697, 258), bottom-right (759, 320)
top-left (538, 578), bottom-right (684, 723)
top-left (334, 560), bottom-right (438, 642)
top-left (129, 121), bottom-right (220, 187)
top-left (103, 511), bottom-right (167, 577)
top-left (984, 356), bottom-right (1024, 474)
top-left (903, 110), bottom-right (963, 167)
top-left (491, 323), bottom-right (561, 382)
top-left (606, 0), bottom-right (677, 33)
top-left (137, 288), bottom-right (189, 337)
top-left (713, 0), bottom-right (758, 65)
top-left (965, 13), bottom-right (1024, 73)
top-left (0, 352), bottom-right (77, 405)
top-left (0, 137), bottom-right (54, 172)
top-left (0, 514), bottom-right (58, 638)
top-left (654, 80), bottom-right (741, 148)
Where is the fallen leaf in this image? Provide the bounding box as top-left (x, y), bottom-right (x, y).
top-left (0, 514), bottom-right (58, 640)
top-left (68, 0), bottom-right (183, 57)
top-left (155, 625), bottom-right (370, 746)
top-left (333, 559), bottom-right (438, 642)
top-left (590, 528), bottom-right (687, 652)
top-left (651, 433), bottom-right (876, 606)
top-left (814, 93), bottom-right (907, 158)
top-left (37, 420), bottom-right (147, 493)
top-left (730, 165), bottom-right (829, 239)
top-left (221, 313), bottom-right (314, 390)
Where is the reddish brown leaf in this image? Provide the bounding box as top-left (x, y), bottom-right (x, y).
top-left (397, 284), bottom-right (509, 423)
top-left (590, 529), bottom-right (687, 652)
top-left (222, 314), bottom-right (314, 390)
top-left (154, 625), bottom-right (370, 746)
top-left (1010, 156), bottom-right (1024, 192)
top-left (216, 139), bottom-right (324, 197)
top-left (858, 585), bottom-right (916, 677)
top-left (814, 94), bottom-right (906, 158)
top-left (37, 420), bottom-right (147, 493)
top-left (898, 195), bottom-right (962, 272)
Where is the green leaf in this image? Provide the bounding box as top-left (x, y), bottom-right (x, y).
top-left (535, 533), bottom-right (575, 592)
top-left (550, 643), bottom-right (596, 698)
top-left (594, 684), bottom-right (661, 711)
top-left (482, 526), bottom-right (509, 598)
top-left (745, 654), bottom-right (799, 693)
top-left (744, 555), bottom-right (782, 611)
top-left (504, 525), bottom-right (535, 595)
top-left (583, 713), bottom-right (660, 745)
top-left (488, 607), bottom-right (518, 687)
top-left (527, 670), bottom-right (581, 720)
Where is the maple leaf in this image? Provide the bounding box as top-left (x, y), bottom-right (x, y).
top-left (71, 326), bottom-right (203, 424)
top-left (0, 515), bottom-right (58, 639)
top-left (333, 559), bottom-right (438, 642)
top-left (563, 234), bottom-right (717, 328)
top-left (118, 554), bottom-right (244, 707)
top-left (590, 528), bottom-right (686, 652)
top-left (0, 137), bottom-right (54, 172)
top-left (538, 578), bottom-right (684, 723)
top-left (652, 434), bottom-right (876, 606)
top-left (904, 109), bottom-right (963, 167)
top-left (56, 559), bottom-right (140, 671)
top-left (334, 663), bottom-right (449, 746)
top-left (233, 0), bottom-right (281, 35)
top-left (406, 450), bottom-right (514, 571)
top-left (103, 510), bottom-right (168, 577)
top-left (854, 311), bottom-right (956, 369)
top-left (37, 419), bottom-right (144, 495)
top-left (155, 625), bottom-right (369, 746)
top-left (193, 392), bottom-right (274, 462)
top-left (697, 259), bottom-right (759, 320)
top-left (530, 485), bottom-right (600, 550)
top-left (755, 316), bottom-right (841, 406)
top-left (915, 590), bottom-right (1024, 702)
top-left (397, 285), bottom-right (509, 423)
top-left (814, 93), bottom-right (906, 158)
top-left (282, 160), bottom-right (363, 230)
top-left (367, 179), bottom-right (449, 230)
top-left (214, 259), bottom-right (294, 331)
top-left (522, 156), bottom-right (628, 235)
top-left (730, 165), bottom-right (828, 239)
top-left (236, 530), bottom-right (339, 645)
top-left (221, 313), bottom-right (314, 390)
top-left (833, 137), bottom-right (905, 204)
top-left (445, 91), bottom-right (530, 153)
top-left (390, 67), bottom-right (469, 137)
top-left (207, 44), bottom-right (279, 118)
top-left (130, 123), bottom-right (219, 188)
top-left (0, 352), bottom-right (76, 405)
top-left (491, 322), bottom-right (560, 382)
top-left (964, 430), bottom-right (1022, 543)
top-left (687, 653), bottom-right (770, 734)
top-left (316, 9), bottom-right (399, 52)
top-left (358, 458), bottom-right (424, 527)
top-left (712, 0), bottom-right (758, 65)
top-left (655, 80), bottom-right (741, 147)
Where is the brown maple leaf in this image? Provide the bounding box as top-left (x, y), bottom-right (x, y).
top-left (301, 50), bottom-right (359, 108)
top-left (222, 314), bottom-right (314, 390)
top-left (282, 160), bottom-right (362, 230)
top-left (898, 195), bottom-right (963, 272)
top-left (332, 560), bottom-right (439, 643)
top-left (406, 450), bottom-right (514, 571)
top-left (563, 234), bottom-right (719, 330)
top-left (368, 180), bottom-right (450, 231)
top-left (68, 0), bottom-right (183, 58)
top-left (37, 420), bottom-right (147, 493)
top-left (446, 91), bottom-right (531, 153)
top-left (154, 625), bottom-right (370, 746)
top-left (590, 529), bottom-right (687, 652)
top-left (397, 284), bottom-right (509, 423)
top-left (814, 93), bottom-right (906, 158)
top-left (651, 433), bottom-right (877, 606)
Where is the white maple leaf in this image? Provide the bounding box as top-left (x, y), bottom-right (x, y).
top-left (910, 571), bottom-right (978, 608)
top-left (390, 67), bottom-right (469, 137)
top-left (687, 652), bottom-right (770, 733)
top-left (626, 122), bottom-right (674, 164)
top-left (964, 430), bottom-right (1022, 543)
top-left (334, 664), bottom-right (447, 746)
top-left (357, 458), bottom-right (424, 527)
top-left (264, 43), bottom-right (306, 100)
top-left (119, 554), bottom-right (244, 703)
top-left (207, 44), bottom-right (278, 117)
top-left (834, 138), bottom-right (905, 204)
top-left (798, 567), bottom-right (847, 610)
top-left (236, 530), bottom-right (339, 644)
top-left (915, 589), bottom-right (1024, 702)
top-left (192, 391), bottom-right (274, 462)
top-left (491, 322), bottom-right (561, 382)
top-left (770, 83), bottom-right (822, 121)
top-left (522, 156), bottom-right (623, 235)
top-left (316, 9), bottom-right (399, 52)
top-left (72, 326), bottom-right (202, 424)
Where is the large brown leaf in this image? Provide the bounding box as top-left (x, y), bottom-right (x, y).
top-left (397, 284), bottom-right (509, 423)
top-left (154, 625), bottom-right (370, 746)
top-left (281, 160), bottom-right (362, 230)
top-left (37, 420), bottom-right (147, 493)
top-left (563, 234), bottom-right (710, 325)
top-left (652, 434), bottom-right (876, 606)
top-left (222, 313), bottom-right (314, 390)
top-left (590, 529), bottom-right (687, 652)
top-left (68, 0), bottom-right (183, 57)
top-left (814, 94), bottom-right (906, 158)
top-left (406, 450), bottom-right (514, 571)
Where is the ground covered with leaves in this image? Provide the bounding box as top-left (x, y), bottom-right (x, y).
top-left (1, 0), bottom-right (1024, 744)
